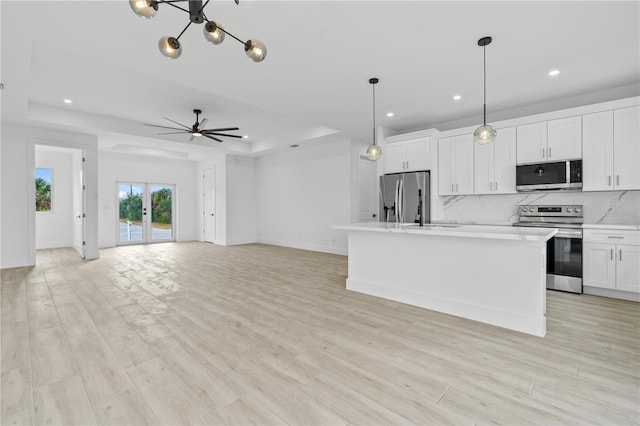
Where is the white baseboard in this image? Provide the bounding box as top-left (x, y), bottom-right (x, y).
top-left (257, 238), bottom-right (347, 256)
top-left (0, 256), bottom-right (35, 269)
top-left (225, 238), bottom-right (258, 246)
top-left (583, 286), bottom-right (640, 302)
top-left (35, 241), bottom-right (72, 250)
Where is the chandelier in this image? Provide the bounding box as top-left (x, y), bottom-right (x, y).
top-left (129, 0), bottom-right (267, 62)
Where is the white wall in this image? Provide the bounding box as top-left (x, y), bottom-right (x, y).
top-left (226, 155), bottom-right (257, 245)
top-left (255, 139), bottom-right (359, 255)
top-left (1, 124), bottom-right (99, 268)
top-left (35, 148), bottom-right (73, 249)
top-left (98, 151), bottom-right (198, 248)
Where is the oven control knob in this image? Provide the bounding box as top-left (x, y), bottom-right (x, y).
top-left (574, 207), bottom-right (582, 214)
top-left (566, 207), bottom-right (573, 213)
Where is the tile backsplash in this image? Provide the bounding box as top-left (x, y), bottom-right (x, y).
top-left (440, 190), bottom-right (640, 225)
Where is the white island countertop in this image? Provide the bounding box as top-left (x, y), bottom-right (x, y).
top-left (333, 222), bottom-right (557, 243)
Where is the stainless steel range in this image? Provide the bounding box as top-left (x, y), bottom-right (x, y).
top-left (514, 205), bottom-right (583, 294)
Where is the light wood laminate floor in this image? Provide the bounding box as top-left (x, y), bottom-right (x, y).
top-left (2, 242), bottom-right (639, 425)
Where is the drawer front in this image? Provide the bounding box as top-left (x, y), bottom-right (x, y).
top-left (583, 229), bottom-right (639, 244)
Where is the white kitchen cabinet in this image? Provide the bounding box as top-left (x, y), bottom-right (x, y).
top-left (383, 137), bottom-right (430, 174)
top-left (516, 122), bottom-right (546, 164)
top-left (516, 116), bottom-right (582, 164)
top-left (583, 106), bottom-right (640, 191)
top-left (613, 106), bottom-right (640, 190)
top-left (547, 116), bottom-right (582, 160)
top-left (582, 111), bottom-right (614, 191)
top-left (438, 134), bottom-right (474, 195)
top-left (474, 127), bottom-right (516, 194)
top-left (583, 229), bottom-right (640, 293)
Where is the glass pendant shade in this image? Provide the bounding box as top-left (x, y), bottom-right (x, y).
top-left (129, 0), bottom-right (157, 19)
top-left (366, 144), bottom-right (382, 161)
top-left (203, 21), bottom-right (225, 45)
top-left (474, 124), bottom-right (497, 145)
top-left (244, 39), bottom-right (267, 62)
top-left (158, 36), bottom-right (182, 59)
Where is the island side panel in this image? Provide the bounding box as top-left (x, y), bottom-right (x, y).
top-left (346, 230), bottom-right (547, 337)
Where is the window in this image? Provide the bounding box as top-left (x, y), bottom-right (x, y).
top-left (35, 168), bottom-right (52, 212)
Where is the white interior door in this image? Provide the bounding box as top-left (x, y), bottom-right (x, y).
top-left (358, 156), bottom-right (378, 222)
top-left (117, 182), bottom-right (176, 245)
top-left (203, 168), bottom-right (216, 242)
top-left (72, 151), bottom-right (86, 258)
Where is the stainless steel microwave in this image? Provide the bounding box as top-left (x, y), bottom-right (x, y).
top-left (516, 160), bottom-right (582, 191)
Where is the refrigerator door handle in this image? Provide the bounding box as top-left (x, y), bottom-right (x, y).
top-left (395, 179), bottom-right (400, 223)
top-left (398, 178), bottom-right (404, 223)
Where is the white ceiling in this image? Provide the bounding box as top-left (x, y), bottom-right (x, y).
top-left (2, 1), bottom-right (639, 160)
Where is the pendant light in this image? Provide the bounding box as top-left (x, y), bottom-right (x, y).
top-left (366, 77), bottom-right (382, 161)
top-left (129, 0), bottom-right (266, 62)
top-left (474, 36), bottom-right (497, 145)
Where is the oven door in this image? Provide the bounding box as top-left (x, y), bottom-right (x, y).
top-left (547, 228), bottom-right (583, 294)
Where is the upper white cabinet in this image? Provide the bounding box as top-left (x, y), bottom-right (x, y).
top-left (383, 137), bottom-right (430, 174)
top-left (583, 106), bottom-right (640, 191)
top-left (474, 127), bottom-right (516, 194)
top-left (438, 134), bottom-right (474, 196)
top-left (613, 106), bottom-right (640, 190)
top-left (516, 116), bottom-right (582, 164)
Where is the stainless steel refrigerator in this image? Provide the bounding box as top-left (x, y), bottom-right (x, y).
top-left (379, 171), bottom-right (430, 224)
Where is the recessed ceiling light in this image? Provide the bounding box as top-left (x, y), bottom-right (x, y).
top-left (290, 144), bottom-right (299, 148)
top-left (242, 135), bottom-right (249, 139)
top-left (64, 99), bottom-right (73, 104)
top-left (453, 95), bottom-right (462, 101)
top-left (549, 69), bottom-right (560, 77)
top-left (386, 112), bottom-right (394, 117)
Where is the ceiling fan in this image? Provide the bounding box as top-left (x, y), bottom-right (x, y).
top-left (145, 109), bottom-right (242, 142)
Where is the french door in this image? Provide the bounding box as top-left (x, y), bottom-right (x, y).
top-left (117, 182), bottom-right (176, 245)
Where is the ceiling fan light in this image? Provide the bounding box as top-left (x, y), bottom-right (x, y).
top-left (366, 144), bottom-right (382, 161)
top-left (203, 21), bottom-right (225, 45)
top-left (193, 131), bottom-right (203, 137)
top-left (158, 36), bottom-right (182, 59)
top-left (244, 39), bottom-right (267, 62)
top-left (129, 0), bottom-right (157, 19)
top-left (474, 124), bottom-right (497, 145)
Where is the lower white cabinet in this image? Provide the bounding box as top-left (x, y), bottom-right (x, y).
top-left (583, 229), bottom-right (640, 293)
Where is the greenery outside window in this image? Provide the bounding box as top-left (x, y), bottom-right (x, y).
top-left (35, 168), bottom-right (52, 212)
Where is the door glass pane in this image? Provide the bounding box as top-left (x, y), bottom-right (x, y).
top-left (118, 184), bottom-right (144, 242)
top-left (150, 185), bottom-right (173, 240)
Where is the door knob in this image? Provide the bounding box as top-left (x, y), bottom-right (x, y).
top-left (210, 213), bottom-right (214, 216)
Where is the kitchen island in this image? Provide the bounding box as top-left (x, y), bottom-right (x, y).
top-left (333, 222), bottom-right (557, 337)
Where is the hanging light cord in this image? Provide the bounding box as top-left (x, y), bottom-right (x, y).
top-left (483, 43), bottom-right (487, 126)
top-left (372, 82), bottom-right (377, 146)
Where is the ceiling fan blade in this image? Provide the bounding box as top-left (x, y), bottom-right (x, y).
top-left (157, 131), bottom-right (190, 135)
top-left (145, 124), bottom-right (186, 131)
top-left (199, 118), bottom-right (208, 128)
top-left (189, 134), bottom-right (195, 142)
top-left (205, 133), bottom-right (243, 138)
top-left (162, 117), bottom-right (191, 130)
top-left (203, 134), bottom-right (223, 143)
top-left (202, 127), bottom-right (240, 132)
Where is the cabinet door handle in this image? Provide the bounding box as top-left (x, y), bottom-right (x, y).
top-left (489, 182), bottom-right (493, 191)
top-left (608, 175), bottom-right (612, 186)
top-left (610, 249), bottom-right (613, 260)
top-left (608, 236), bottom-right (624, 239)
top-left (455, 183), bottom-right (459, 192)
top-left (616, 175), bottom-right (620, 186)
top-left (619, 249), bottom-right (622, 261)
top-left (495, 181), bottom-right (498, 191)
top-left (548, 147), bottom-right (551, 158)
top-left (451, 183), bottom-right (454, 192)
top-left (542, 148), bottom-right (545, 158)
